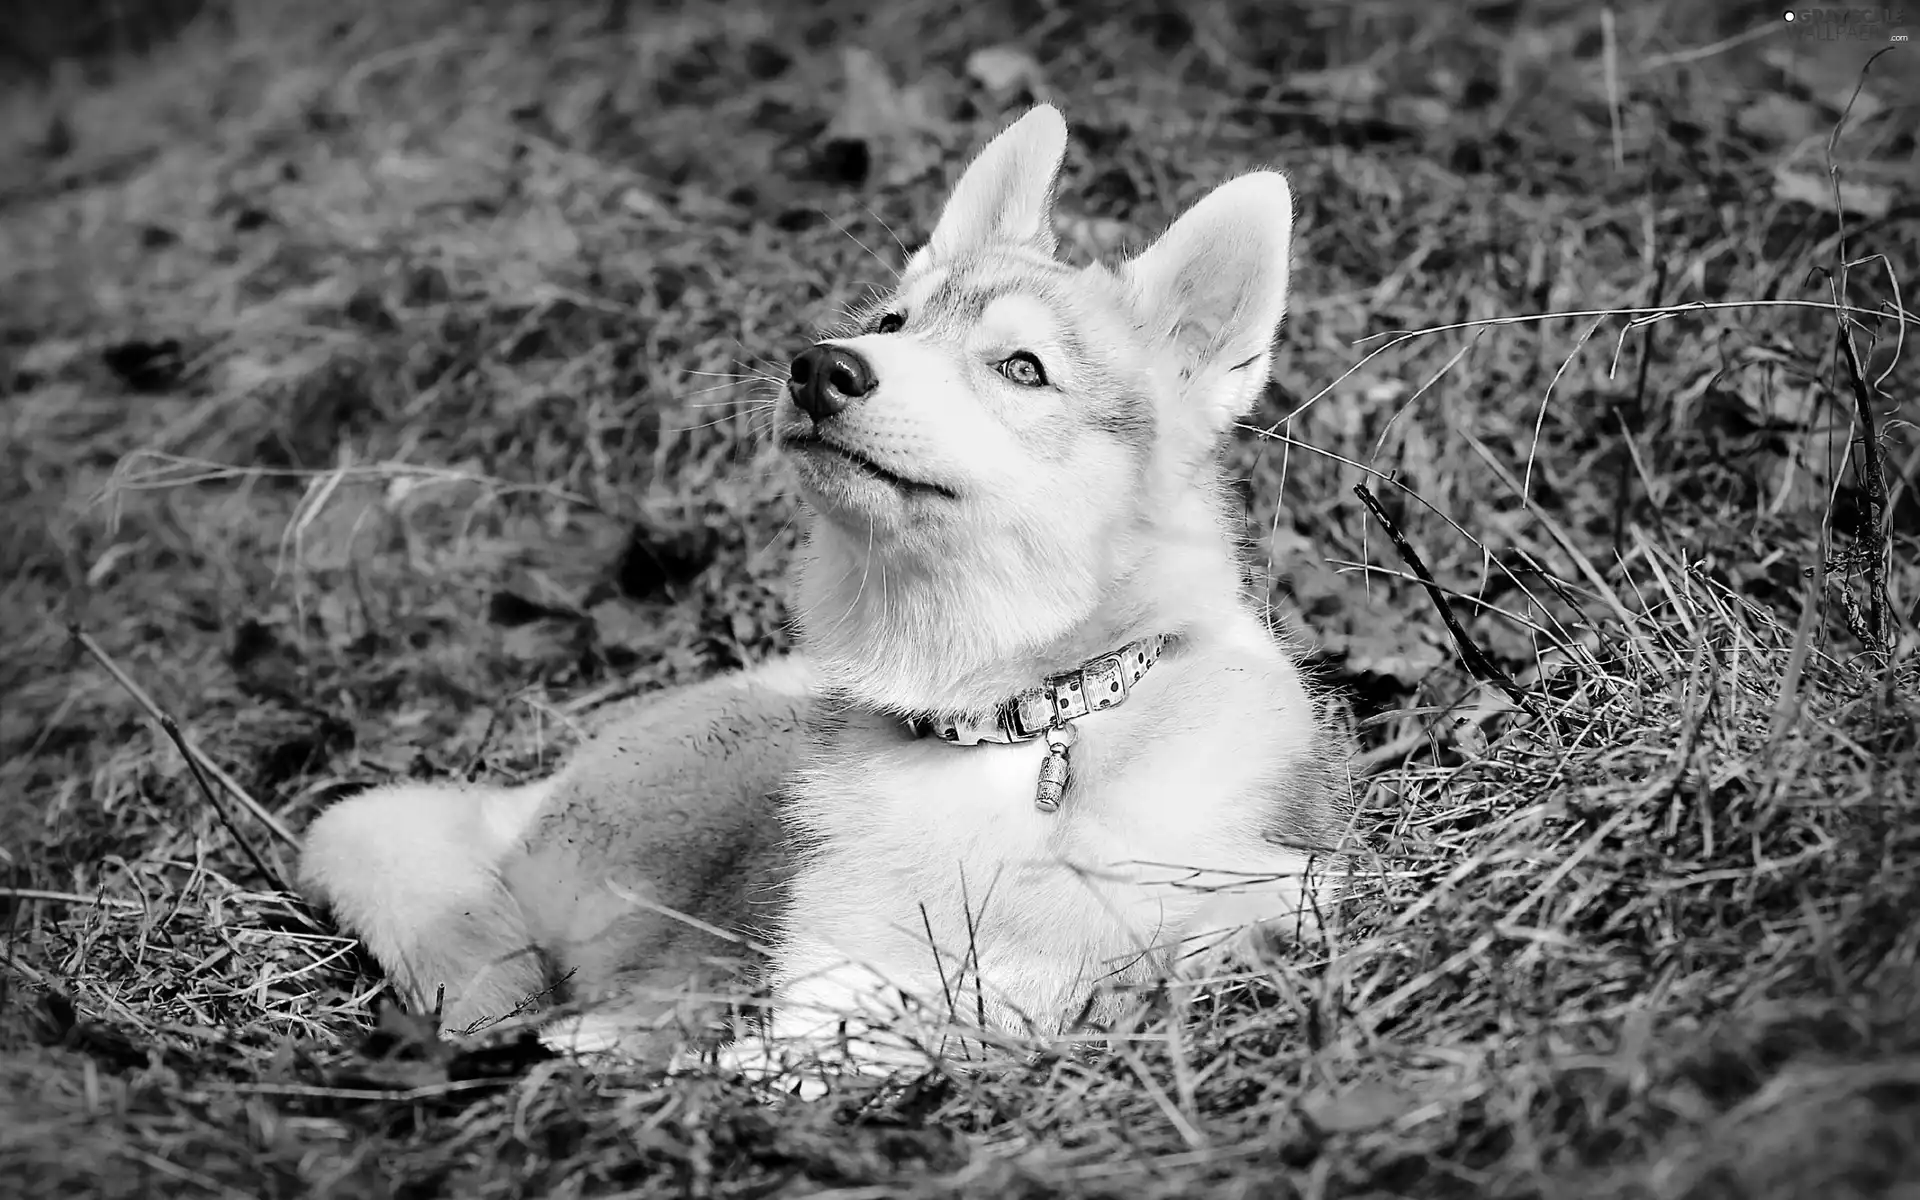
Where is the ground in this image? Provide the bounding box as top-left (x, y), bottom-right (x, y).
top-left (3, 1), bottom-right (1918, 1197)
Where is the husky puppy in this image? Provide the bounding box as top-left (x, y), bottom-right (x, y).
top-left (299, 104), bottom-right (1350, 1079)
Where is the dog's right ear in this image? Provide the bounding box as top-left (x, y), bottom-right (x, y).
top-left (910, 105), bottom-right (1068, 270)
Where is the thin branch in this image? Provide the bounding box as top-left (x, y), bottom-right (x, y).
top-left (159, 714), bottom-right (289, 892)
top-left (69, 625), bottom-right (301, 848)
top-left (1352, 485), bottom-right (1537, 715)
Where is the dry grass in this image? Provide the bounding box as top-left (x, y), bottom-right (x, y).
top-left (4, 0), bottom-right (1918, 1196)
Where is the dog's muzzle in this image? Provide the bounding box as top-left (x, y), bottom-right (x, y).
top-left (787, 344), bottom-right (875, 424)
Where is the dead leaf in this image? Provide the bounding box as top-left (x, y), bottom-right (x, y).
top-left (1287, 63), bottom-right (1387, 105)
top-left (1448, 681), bottom-right (1525, 760)
top-left (1452, 716), bottom-right (1490, 759)
top-left (1473, 611), bottom-right (1543, 668)
top-left (590, 598), bottom-right (657, 652)
top-left (16, 335), bottom-right (86, 377)
top-left (1299, 1080), bottom-right (1427, 1134)
top-left (500, 621), bottom-right (574, 665)
top-left (1391, 95), bottom-right (1452, 131)
top-left (1328, 147), bottom-right (1406, 206)
top-left (1361, 378), bottom-right (1411, 407)
top-left (1770, 164), bottom-right (1893, 218)
top-left (1736, 93), bottom-right (1826, 147)
top-left (824, 47), bottom-right (952, 188)
top-left (966, 45), bottom-right (1046, 104)
top-left (1058, 213), bottom-right (1134, 259)
top-left (1335, 624), bottom-right (1449, 684)
top-left (618, 186), bottom-right (671, 221)
top-left (1268, 529), bottom-right (1448, 686)
top-left (1762, 42), bottom-right (1900, 119)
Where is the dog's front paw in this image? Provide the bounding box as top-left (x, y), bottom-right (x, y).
top-left (540, 1013), bottom-right (640, 1063)
top-left (699, 1027), bottom-right (931, 1101)
top-left (710, 1039), bottom-right (839, 1101)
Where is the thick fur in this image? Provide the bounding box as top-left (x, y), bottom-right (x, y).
top-left (298, 104), bottom-right (1352, 1075)
top-left (301, 659), bottom-right (813, 1042)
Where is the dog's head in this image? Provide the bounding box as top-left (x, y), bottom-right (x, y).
top-left (776, 104), bottom-right (1295, 715)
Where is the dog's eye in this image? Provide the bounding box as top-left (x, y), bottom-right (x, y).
top-left (872, 312), bottom-right (905, 335)
top-left (996, 352), bottom-right (1048, 388)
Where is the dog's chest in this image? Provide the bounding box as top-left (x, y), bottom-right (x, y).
top-left (789, 711), bottom-right (1266, 924)
top-left (800, 727), bottom-right (1064, 858)
top-left (776, 678), bottom-right (1320, 1024)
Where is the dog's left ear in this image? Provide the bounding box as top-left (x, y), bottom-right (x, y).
top-left (1123, 171), bottom-right (1294, 431)
top-left (911, 105), bottom-right (1069, 270)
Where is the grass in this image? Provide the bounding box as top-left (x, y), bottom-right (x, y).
top-left (3, 0), bottom-right (1918, 1195)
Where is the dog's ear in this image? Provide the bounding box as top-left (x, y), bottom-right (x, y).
top-left (911, 105), bottom-right (1068, 269)
top-left (1123, 171), bottom-right (1294, 431)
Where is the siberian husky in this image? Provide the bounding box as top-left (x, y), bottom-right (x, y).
top-left (299, 104), bottom-right (1352, 1083)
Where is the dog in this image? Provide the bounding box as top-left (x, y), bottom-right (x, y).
top-left (298, 104), bottom-right (1352, 1083)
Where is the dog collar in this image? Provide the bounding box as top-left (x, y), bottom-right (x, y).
top-left (903, 634), bottom-right (1172, 812)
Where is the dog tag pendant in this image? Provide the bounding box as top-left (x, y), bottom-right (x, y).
top-left (1035, 723), bottom-right (1076, 813)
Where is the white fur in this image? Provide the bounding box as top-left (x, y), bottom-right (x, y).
top-left (911, 103), bottom-right (1066, 267)
top-left (300, 776), bottom-right (554, 1032)
top-left (296, 104), bottom-right (1349, 1083)
top-left (759, 643), bottom-right (1329, 1060)
top-left (1124, 171), bottom-right (1296, 431)
top-left (754, 106), bottom-right (1342, 1069)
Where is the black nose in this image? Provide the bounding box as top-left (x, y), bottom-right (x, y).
top-left (787, 344), bottom-right (875, 423)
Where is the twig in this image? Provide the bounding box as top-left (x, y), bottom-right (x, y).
top-left (460, 703), bottom-right (505, 781)
top-left (68, 625), bottom-right (301, 848)
top-left (159, 714), bottom-right (289, 892)
top-left (1612, 260), bottom-right (1668, 558)
top-left (1274, 298), bottom-right (1920, 430)
top-left (1352, 484), bottom-right (1536, 714)
top-left (1819, 45), bottom-right (1898, 658)
top-left (1601, 7), bottom-right (1624, 173)
top-left (1834, 326), bottom-right (1894, 655)
top-left (0, 887), bottom-right (146, 911)
top-left (113, 1147), bottom-right (255, 1200)
top-left (1640, 21), bottom-right (1778, 69)
top-left (192, 1079), bottom-right (510, 1103)
top-left (1770, 550), bottom-right (1823, 746)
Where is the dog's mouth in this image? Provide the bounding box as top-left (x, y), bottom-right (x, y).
top-left (785, 434), bottom-right (957, 499)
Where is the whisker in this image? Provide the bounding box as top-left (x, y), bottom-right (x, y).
top-left (756, 510), bottom-right (800, 562)
top-left (676, 415), bottom-right (742, 434)
top-left (684, 369), bottom-right (779, 383)
top-left (679, 386), bottom-right (754, 403)
top-left (827, 211), bottom-right (898, 278)
top-left (682, 397), bottom-right (775, 411)
top-left (861, 201), bottom-right (910, 260)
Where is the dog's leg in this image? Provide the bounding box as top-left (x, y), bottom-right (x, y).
top-left (1156, 847), bottom-right (1351, 999)
top-left (709, 942), bottom-right (949, 1096)
top-left (299, 777), bottom-right (557, 1033)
